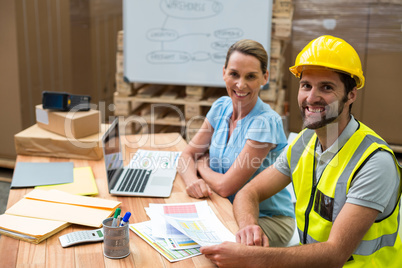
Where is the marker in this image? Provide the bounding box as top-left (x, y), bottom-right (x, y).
top-left (119, 212), bottom-right (131, 227)
top-left (111, 208), bottom-right (121, 227)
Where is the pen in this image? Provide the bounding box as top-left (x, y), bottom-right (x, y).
top-left (119, 212), bottom-right (131, 227)
top-left (111, 208), bottom-right (121, 227)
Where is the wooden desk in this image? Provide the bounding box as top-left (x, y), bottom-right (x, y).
top-left (0, 133), bottom-right (238, 267)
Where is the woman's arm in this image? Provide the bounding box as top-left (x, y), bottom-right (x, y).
top-left (177, 119), bottom-right (214, 198)
top-left (197, 139), bottom-right (275, 197)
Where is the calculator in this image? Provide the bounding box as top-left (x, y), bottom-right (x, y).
top-left (59, 228), bottom-right (104, 247)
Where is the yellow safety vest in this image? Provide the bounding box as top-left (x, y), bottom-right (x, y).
top-left (287, 121), bottom-right (402, 267)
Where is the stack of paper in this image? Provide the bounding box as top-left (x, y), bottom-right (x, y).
top-left (0, 189), bottom-right (121, 244)
top-left (129, 201), bottom-right (235, 262)
top-left (0, 214), bottom-right (70, 244)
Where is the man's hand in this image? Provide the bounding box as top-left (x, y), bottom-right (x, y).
top-left (236, 224), bottom-right (269, 247)
top-left (201, 242), bottom-right (258, 268)
top-left (185, 178), bottom-right (212, 198)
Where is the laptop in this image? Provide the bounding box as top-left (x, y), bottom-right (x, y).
top-left (102, 118), bottom-right (179, 197)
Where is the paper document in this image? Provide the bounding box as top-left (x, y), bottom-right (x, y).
top-left (146, 207), bottom-right (199, 249)
top-left (163, 212), bottom-right (236, 246)
top-left (5, 189), bottom-right (121, 228)
top-left (129, 221), bottom-right (201, 262)
top-left (134, 201), bottom-right (235, 260)
top-left (146, 201), bottom-right (216, 249)
top-left (0, 214), bottom-right (70, 244)
top-left (148, 201), bottom-right (210, 237)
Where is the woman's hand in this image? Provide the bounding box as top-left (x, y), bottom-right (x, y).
top-left (185, 177), bottom-right (212, 198)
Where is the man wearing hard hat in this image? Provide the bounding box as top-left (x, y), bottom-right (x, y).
top-left (200, 35), bottom-right (402, 267)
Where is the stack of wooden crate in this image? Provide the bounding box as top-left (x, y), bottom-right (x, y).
top-left (259, 0), bottom-right (294, 117)
top-left (114, 30), bottom-right (144, 118)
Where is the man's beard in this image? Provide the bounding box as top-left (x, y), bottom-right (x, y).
top-left (300, 95), bottom-right (348, 130)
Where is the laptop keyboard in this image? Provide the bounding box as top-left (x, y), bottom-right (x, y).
top-left (108, 169), bottom-right (118, 180)
top-left (117, 168), bottom-right (151, 193)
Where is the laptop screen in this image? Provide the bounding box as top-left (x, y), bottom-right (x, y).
top-left (103, 119), bottom-right (124, 190)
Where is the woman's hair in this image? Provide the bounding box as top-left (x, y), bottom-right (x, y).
top-left (224, 39), bottom-right (268, 74)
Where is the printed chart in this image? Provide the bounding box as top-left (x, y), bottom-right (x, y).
top-left (130, 221), bottom-right (201, 262)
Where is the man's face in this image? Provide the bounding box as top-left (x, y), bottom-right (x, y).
top-left (297, 68), bottom-right (351, 130)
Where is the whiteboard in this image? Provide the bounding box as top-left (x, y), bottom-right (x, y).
top-left (123, 0), bottom-right (272, 87)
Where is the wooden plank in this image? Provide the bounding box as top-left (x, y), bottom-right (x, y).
top-left (0, 236), bottom-right (19, 267)
top-left (273, 0), bottom-right (294, 19)
top-left (390, 144), bottom-right (402, 154)
top-left (48, 226), bottom-right (75, 267)
top-left (115, 95), bottom-right (215, 107)
top-left (117, 30), bottom-right (124, 51)
top-left (116, 51), bottom-right (124, 74)
top-left (0, 177), bottom-right (12, 183)
top-left (0, 158), bottom-right (15, 169)
top-left (137, 84), bottom-right (166, 98)
top-left (46, 229), bottom-right (75, 268)
top-left (16, 240), bottom-right (46, 266)
top-left (185, 86), bottom-right (204, 96)
top-left (160, 85), bottom-right (185, 100)
top-left (185, 104), bottom-right (202, 120)
top-left (115, 73), bottom-right (133, 95)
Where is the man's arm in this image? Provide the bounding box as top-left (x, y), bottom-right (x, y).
top-left (233, 166), bottom-right (291, 246)
top-left (201, 202), bottom-right (379, 268)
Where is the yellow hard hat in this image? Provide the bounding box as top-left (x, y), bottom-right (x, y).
top-left (289, 35), bottom-right (365, 89)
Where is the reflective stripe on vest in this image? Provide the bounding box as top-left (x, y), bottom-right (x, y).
top-left (333, 134), bottom-right (390, 220)
top-left (297, 208), bottom-right (400, 256)
top-left (289, 129), bottom-right (315, 176)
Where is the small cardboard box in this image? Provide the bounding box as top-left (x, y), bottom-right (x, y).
top-left (14, 124), bottom-right (108, 160)
top-left (35, 105), bottom-right (100, 139)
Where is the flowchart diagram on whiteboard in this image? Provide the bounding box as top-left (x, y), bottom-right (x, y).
top-left (123, 0), bottom-right (272, 87)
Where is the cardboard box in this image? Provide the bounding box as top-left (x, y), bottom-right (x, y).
top-left (35, 105), bottom-right (100, 139)
top-left (14, 124), bottom-right (109, 160)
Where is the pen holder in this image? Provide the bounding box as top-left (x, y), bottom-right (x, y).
top-left (102, 217), bottom-right (130, 259)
